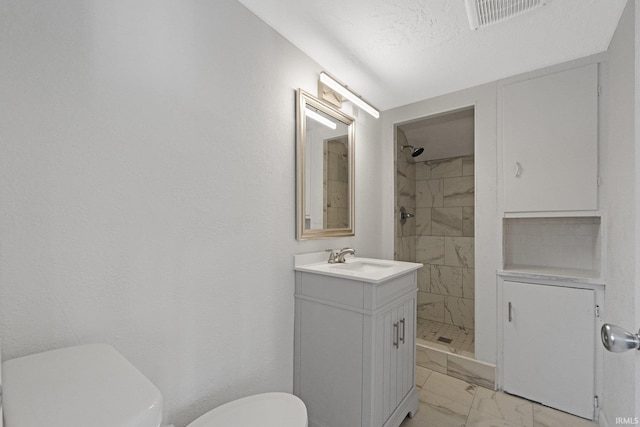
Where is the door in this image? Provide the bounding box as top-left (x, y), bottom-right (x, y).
top-left (381, 298), bottom-right (416, 424)
top-left (503, 281), bottom-right (595, 419)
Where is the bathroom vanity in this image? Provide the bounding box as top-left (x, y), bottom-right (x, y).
top-left (293, 252), bottom-right (422, 427)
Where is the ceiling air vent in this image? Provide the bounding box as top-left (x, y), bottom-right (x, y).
top-left (464, 0), bottom-right (549, 30)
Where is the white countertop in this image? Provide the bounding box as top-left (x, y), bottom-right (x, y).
top-left (294, 252), bottom-right (422, 284)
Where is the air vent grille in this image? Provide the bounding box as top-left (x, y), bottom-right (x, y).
top-left (464, 0), bottom-right (549, 30)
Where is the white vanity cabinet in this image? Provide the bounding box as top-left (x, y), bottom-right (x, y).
top-left (502, 280), bottom-right (596, 419)
top-left (294, 262), bottom-right (420, 427)
top-left (501, 63), bottom-right (598, 214)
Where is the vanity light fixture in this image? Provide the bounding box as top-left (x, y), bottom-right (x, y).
top-left (319, 72), bottom-right (380, 119)
top-left (305, 108), bottom-right (337, 130)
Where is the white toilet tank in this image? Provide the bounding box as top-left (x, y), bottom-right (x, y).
top-left (2, 344), bottom-right (163, 427)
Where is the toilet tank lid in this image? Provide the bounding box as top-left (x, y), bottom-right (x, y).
top-left (2, 343), bottom-right (163, 427)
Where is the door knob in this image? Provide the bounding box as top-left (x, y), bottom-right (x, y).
top-left (601, 324), bottom-right (640, 352)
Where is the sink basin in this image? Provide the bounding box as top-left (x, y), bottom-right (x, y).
top-left (331, 261), bottom-right (394, 273)
top-left (294, 253), bottom-right (422, 283)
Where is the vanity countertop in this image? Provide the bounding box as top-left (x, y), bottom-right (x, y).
top-left (294, 252), bottom-right (422, 284)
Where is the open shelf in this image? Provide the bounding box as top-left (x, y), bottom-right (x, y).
top-left (503, 217), bottom-right (601, 281)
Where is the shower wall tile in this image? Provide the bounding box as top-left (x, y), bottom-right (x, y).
top-left (416, 208), bottom-right (432, 235)
top-left (432, 207), bottom-right (463, 236)
top-left (417, 236), bottom-right (445, 265)
top-left (399, 213), bottom-right (416, 237)
top-left (397, 171), bottom-right (414, 200)
top-left (429, 157), bottom-right (463, 179)
top-left (326, 180), bottom-right (348, 208)
top-left (416, 162), bottom-right (431, 180)
top-left (445, 237), bottom-right (475, 268)
top-left (462, 207), bottom-right (475, 237)
top-left (462, 155), bottom-right (474, 177)
top-left (443, 176), bottom-right (474, 207)
top-left (417, 291), bottom-right (445, 322)
top-left (416, 179), bottom-right (444, 208)
top-left (395, 236), bottom-right (416, 262)
top-left (418, 266), bottom-right (430, 292)
top-left (416, 345), bottom-right (448, 374)
top-left (447, 355), bottom-right (495, 390)
top-left (431, 265), bottom-right (463, 297)
top-left (404, 155), bottom-right (475, 328)
top-left (444, 297), bottom-right (475, 329)
top-left (462, 268), bottom-right (475, 299)
top-left (326, 207), bottom-right (349, 228)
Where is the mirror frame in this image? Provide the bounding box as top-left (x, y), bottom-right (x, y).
top-left (296, 89), bottom-right (355, 240)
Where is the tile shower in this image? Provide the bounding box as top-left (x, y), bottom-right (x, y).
top-left (395, 128), bottom-right (475, 357)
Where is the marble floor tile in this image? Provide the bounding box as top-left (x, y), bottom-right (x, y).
top-left (416, 317), bottom-right (475, 354)
top-left (466, 408), bottom-right (527, 427)
top-left (416, 365), bottom-right (433, 388)
top-left (400, 401), bottom-right (466, 427)
top-left (472, 388), bottom-right (533, 427)
top-left (422, 371), bottom-right (477, 407)
top-left (532, 404), bottom-right (597, 427)
top-left (402, 361), bottom-right (597, 427)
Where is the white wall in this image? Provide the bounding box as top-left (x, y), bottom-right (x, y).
top-left (600, 0), bottom-right (638, 423)
top-left (381, 84), bottom-right (499, 364)
top-left (636, 2), bottom-right (640, 420)
top-left (0, 1), bottom-right (384, 426)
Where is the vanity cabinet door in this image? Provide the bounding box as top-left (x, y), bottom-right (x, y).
top-left (501, 63), bottom-right (598, 213)
top-left (503, 281), bottom-right (595, 419)
top-left (379, 297), bottom-right (416, 424)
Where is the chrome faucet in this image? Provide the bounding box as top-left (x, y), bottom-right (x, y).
top-left (334, 247), bottom-right (356, 263)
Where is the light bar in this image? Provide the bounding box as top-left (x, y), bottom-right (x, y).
top-left (305, 108), bottom-right (337, 129)
top-left (319, 72), bottom-right (380, 119)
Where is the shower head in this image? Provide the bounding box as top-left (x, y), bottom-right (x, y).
top-left (401, 145), bottom-right (424, 158)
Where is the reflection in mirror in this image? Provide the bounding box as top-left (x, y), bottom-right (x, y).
top-left (296, 89), bottom-right (354, 240)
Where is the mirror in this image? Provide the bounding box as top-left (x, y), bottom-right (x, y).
top-left (296, 89), bottom-right (355, 240)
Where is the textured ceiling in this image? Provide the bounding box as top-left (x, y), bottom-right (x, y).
top-left (237, 0), bottom-right (627, 110)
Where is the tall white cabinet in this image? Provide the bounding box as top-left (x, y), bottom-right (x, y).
top-left (498, 60), bottom-right (603, 421)
top-left (294, 268), bottom-right (420, 427)
top-left (501, 63), bottom-right (599, 214)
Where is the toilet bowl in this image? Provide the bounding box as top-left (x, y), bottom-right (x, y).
top-left (1, 344), bottom-right (307, 427)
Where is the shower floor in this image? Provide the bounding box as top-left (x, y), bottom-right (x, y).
top-left (416, 318), bottom-right (474, 357)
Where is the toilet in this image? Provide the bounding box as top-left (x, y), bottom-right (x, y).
top-left (1, 344), bottom-right (307, 427)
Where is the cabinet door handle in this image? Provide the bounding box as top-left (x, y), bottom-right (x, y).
top-left (393, 322), bottom-right (399, 348)
top-left (508, 302), bottom-right (513, 322)
top-left (514, 162), bottom-right (521, 177)
top-left (399, 318), bottom-right (405, 344)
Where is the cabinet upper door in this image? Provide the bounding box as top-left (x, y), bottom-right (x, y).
top-left (502, 63), bottom-right (598, 213)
